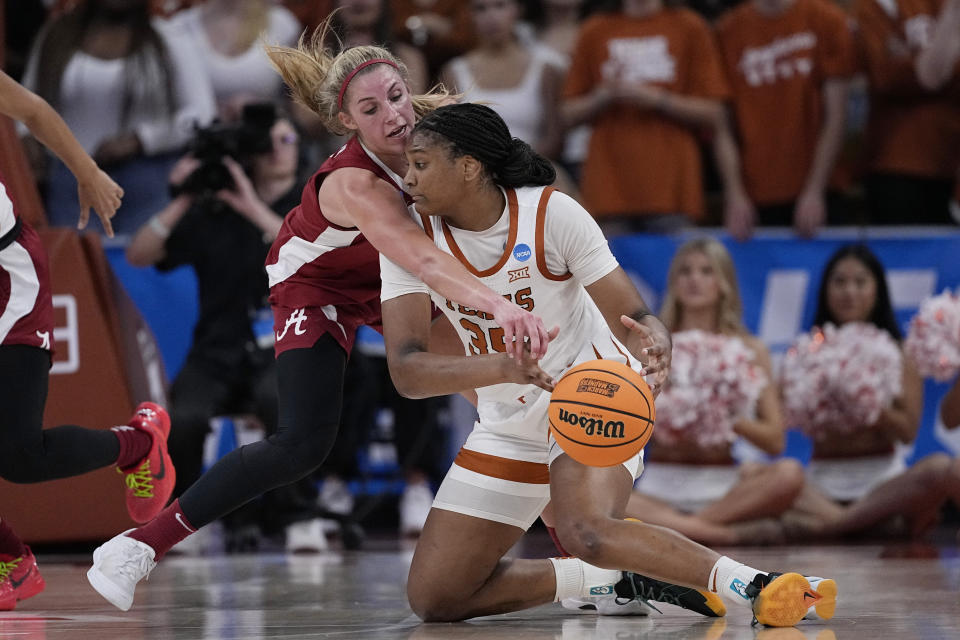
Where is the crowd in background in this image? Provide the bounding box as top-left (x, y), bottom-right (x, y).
top-left (4, 0), bottom-right (959, 549)
top-left (7, 0), bottom-right (959, 237)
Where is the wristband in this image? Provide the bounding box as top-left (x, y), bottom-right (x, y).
top-left (149, 215), bottom-right (171, 239)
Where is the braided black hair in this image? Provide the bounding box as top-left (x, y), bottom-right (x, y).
top-left (413, 103), bottom-right (556, 188)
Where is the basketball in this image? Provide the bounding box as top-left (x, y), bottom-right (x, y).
top-left (548, 359), bottom-right (655, 467)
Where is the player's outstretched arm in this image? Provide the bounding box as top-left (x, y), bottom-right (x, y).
top-left (322, 169), bottom-right (551, 360)
top-left (0, 70), bottom-right (123, 236)
top-left (381, 292), bottom-right (556, 399)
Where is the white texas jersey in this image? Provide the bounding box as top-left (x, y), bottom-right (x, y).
top-left (381, 185), bottom-right (642, 446)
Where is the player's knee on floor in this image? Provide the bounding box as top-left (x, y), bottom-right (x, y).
top-left (408, 582), bottom-right (472, 622)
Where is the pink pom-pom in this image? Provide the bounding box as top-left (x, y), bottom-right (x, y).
top-left (780, 323), bottom-right (903, 440)
top-left (654, 331), bottom-right (768, 448)
top-left (904, 291), bottom-right (960, 381)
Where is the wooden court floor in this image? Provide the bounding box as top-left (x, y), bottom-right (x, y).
top-left (1, 533), bottom-right (958, 639)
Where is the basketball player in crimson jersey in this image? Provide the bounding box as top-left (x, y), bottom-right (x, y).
top-left (0, 69), bottom-right (175, 610)
top-left (379, 103), bottom-right (838, 628)
top-left (87, 22), bottom-right (551, 611)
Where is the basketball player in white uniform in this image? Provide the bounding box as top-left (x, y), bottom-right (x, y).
top-left (378, 104), bottom-right (837, 627)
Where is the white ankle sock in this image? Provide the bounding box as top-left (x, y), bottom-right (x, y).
top-left (548, 557), bottom-right (620, 602)
top-left (707, 556), bottom-right (766, 608)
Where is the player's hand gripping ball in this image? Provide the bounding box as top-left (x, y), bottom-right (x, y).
top-left (548, 360), bottom-right (655, 466)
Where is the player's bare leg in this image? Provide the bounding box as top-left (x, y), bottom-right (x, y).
top-left (551, 456), bottom-right (718, 586)
top-left (407, 508), bottom-right (614, 621)
top-left (549, 454), bottom-right (835, 627)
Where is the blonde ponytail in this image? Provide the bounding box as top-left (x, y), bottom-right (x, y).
top-left (265, 15), bottom-right (453, 136)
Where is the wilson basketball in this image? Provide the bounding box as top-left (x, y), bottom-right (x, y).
top-left (548, 360), bottom-right (655, 467)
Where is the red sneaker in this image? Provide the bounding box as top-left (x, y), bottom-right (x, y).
top-left (0, 547), bottom-right (46, 610)
top-left (119, 402), bottom-right (176, 524)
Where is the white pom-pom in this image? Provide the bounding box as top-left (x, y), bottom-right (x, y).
top-left (780, 323), bottom-right (903, 440)
top-left (904, 290), bottom-right (960, 382)
top-left (654, 331), bottom-right (768, 448)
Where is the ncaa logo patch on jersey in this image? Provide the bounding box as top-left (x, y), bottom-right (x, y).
top-left (512, 243), bottom-right (532, 262)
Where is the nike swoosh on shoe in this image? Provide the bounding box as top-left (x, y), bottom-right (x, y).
top-left (10, 567), bottom-right (32, 589)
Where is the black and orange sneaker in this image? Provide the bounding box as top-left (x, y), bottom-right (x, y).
top-left (747, 572), bottom-right (837, 627)
top-left (0, 547), bottom-right (45, 610)
top-left (614, 572), bottom-right (727, 617)
top-left (119, 402), bottom-right (176, 524)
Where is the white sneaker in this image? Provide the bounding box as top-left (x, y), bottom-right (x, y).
top-left (561, 594), bottom-right (654, 616)
top-left (399, 481), bottom-right (434, 536)
top-left (318, 477), bottom-right (354, 516)
top-left (285, 518), bottom-right (329, 553)
top-left (87, 529), bottom-right (157, 611)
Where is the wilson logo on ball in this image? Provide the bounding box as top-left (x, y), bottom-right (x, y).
top-left (556, 408), bottom-right (626, 439)
top-left (548, 359), bottom-right (655, 467)
top-left (576, 378), bottom-right (620, 398)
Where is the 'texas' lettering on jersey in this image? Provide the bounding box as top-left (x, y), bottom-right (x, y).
top-left (445, 287), bottom-right (538, 355)
top-left (445, 286), bottom-right (536, 318)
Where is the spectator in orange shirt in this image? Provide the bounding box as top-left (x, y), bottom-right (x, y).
top-left (561, 0), bottom-right (730, 234)
top-left (854, 0), bottom-right (960, 225)
top-left (715, 0), bottom-right (856, 239)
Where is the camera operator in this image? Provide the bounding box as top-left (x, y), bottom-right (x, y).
top-left (126, 108), bottom-right (303, 548)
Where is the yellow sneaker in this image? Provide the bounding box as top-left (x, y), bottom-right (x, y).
top-left (748, 572), bottom-right (837, 627)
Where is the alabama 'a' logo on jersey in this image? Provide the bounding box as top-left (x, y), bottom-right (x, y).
top-left (276, 308), bottom-right (308, 341)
